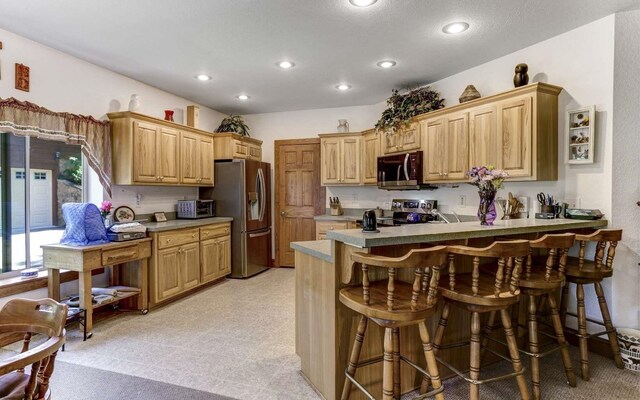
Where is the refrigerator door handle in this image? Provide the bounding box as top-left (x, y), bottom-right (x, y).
top-left (257, 168), bottom-right (266, 222)
top-left (249, 229), bottom-right (271, 238)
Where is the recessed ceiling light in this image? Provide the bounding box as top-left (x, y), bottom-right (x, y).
top-left (335, 84), bottom-right (352, 91)
top-left (277, 61), bottom-right (295, 69)
top-left (349, 0), bottom-right (378, 7)
top-left (376, 60), bottom-right (397, 69)
top-left (195, 74), bottom-right (211, 81)
top-left (442, 22), bottom-right (469, 34)
top-left (237, 95), bottom-right (250, 100)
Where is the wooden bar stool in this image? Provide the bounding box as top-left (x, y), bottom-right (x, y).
top-left (482, 233), bottom-right (577, 399)
top-left (425, 240), bottom-right (531, 400)
top-left (559, 229), bottom-right (624, 381)
top-left (340, 246), bottom-right (449, 400)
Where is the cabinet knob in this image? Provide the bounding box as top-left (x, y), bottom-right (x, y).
top-left (192, 233), bottom-right (196, 238)
top-left (166, 239), bottom-right (172, 243)
top-left (329, 227), bottom-right (334, 230)
top-left (444, 172), bottom-right (448, 177)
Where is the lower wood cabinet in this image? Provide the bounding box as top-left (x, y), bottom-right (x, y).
top-left (150, 222), bottom-right (231, 306)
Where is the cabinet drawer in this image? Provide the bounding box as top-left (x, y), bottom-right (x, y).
top-left (102, 244), bottom-right (140, 265)
top-left (200, 223), bottom-right (231, 240)
top-left (316, 221), bottom-right (349, 235)
top-left (157, 228), bottom-right (199, 249)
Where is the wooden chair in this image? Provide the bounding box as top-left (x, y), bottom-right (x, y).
top-left (481, 233), bottom-right (577, 400)
top-left (559, 229), bottom-right (624, 381)
top-left (425, 240), bottom-right (531, 400)
top-left (340, 246), bottom-right (449, 400)
top-left (0, 299), bottom-right (67, 400)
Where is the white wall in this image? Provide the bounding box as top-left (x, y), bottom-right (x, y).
top-left (247, 16), bottom-right (626, 322)
top-left (0, 27), bottom-right (227, 214)
top-left (611, 10), bottom-right (640, 329)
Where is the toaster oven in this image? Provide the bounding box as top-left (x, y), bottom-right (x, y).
top-left (177, 200), bottom-right (215, 219)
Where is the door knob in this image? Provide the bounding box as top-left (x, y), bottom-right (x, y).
top-left (280, 211), bottom-right (286, 216)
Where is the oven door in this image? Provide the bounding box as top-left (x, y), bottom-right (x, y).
top-left (377, 151), bottom-right (422, 188)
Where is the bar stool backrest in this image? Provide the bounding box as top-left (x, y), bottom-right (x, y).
top-left (528, 233), bottom-right (576, 281)
top-left (351, 246), bottom-right (448, 311)
top-left (575, 229), bottom-right (622, 271)
top-left (446, 240), bottom-right (530, 297)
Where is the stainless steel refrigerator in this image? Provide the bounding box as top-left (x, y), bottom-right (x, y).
top-left (200, 159), bottom-right (271, 278)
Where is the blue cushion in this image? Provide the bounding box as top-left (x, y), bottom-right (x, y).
top-left (60, 203), bottom-right (108, 246)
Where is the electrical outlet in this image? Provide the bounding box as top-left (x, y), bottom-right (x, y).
top-left (458, 195), bottom-right (466, 207)
top-left (383, 202), bottom-right (391, 210)
top-left (135, 193), bottom-right (142, 206)
top-left (565, 198), bottom-right (580, 209)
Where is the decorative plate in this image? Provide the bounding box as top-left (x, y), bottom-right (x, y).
top-left (114, 206), bottom-right (136, 222)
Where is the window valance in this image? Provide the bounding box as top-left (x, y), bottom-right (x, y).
top-left (0, 97), bottom-right (112, 196)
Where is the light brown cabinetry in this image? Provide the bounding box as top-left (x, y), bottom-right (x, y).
top-left (382, 122), bottom-right (421, 154)
top-left (416, 82), bottom-right (561, 183)
top-left (109, 112), bottom-right (215, 187)
top-left (181, 132), bottom-right (214, 185)
top-left (212, 132), bottom-right (263, 161)
top-left (149, 222), bottom-right (231, 306)
top-left (362, 129), bottom-right (380, 185)
top-left (422, 112), bottom-right (469, 182)
top-left (320, 134), bottom-right (361, 185)
top-left (315, 220), bottom-right (357, 240)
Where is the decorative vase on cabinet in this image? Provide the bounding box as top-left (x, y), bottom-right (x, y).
top-left (128, 94), bottom-right (141, 111)
top-left (337, 119), bottom-right (349, 133)
top-left (477, 189), bottom-right (497, 226)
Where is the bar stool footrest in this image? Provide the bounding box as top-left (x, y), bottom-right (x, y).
top-left (435, 355), bottom-right (525, 386)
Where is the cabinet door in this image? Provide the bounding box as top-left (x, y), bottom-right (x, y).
top-left (248, 144), bottom-right (262, 161)
top-left (498, 96), bottom-right (532, 177)
top-left (341, 137), bottom-right (361, 184)
top-left (422, 118), bottom-right (446, 181)
top-left (199, 135), bottom-right (215, 185)
top-left (200, 238), bottom-right (219, 284)
top-left (156, 247), bottom-right (182, 301)
top-left (180, 132), bottom-right (199, 184)
top-left (444, 112), bottom-right (469, 180)
top-left (181, 242), bottom-right (200, 290)
top-left (132, 121), bottom-right (159, 183)
top-left (217, 236), bottom-right (231, 277)
top-left (233, 140), bottom-right (249, 159)
top-left (382, 131), bottom-right (400, 154)
top-left (469, 105), bottom-right (498, 168)
top-left (362, 131), bottom-right (380, 184)
top-left (321, 138), bottom-right (341, 184)
top-left (158, 126), bottom-right (180, 183)
top-left (399, 122), bottom-right (421, 151)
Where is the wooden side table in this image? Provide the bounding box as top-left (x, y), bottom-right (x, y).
top-left (42, 238), bottom-right (152, 337)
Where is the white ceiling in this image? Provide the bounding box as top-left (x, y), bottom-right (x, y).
top-left (0, 0), bottom-right (637, 115)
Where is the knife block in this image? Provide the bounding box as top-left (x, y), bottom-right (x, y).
top-left (330, 203), bottom-right (344, 216)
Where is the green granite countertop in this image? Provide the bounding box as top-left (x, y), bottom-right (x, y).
top-left (326, 218), bottom-right (608, 248)
top-left (290, 240), bottom-right (333, 262)
top-left (143, 217), bottom-right (233, 232)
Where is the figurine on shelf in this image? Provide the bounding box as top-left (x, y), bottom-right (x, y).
top-left (513, 63), bottom-right (529, 87)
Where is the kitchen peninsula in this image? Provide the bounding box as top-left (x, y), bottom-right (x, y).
top-left (292, 218), bottom-right (608, 400)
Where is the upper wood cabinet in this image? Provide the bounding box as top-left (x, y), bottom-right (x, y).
top-left (109, 112), bottom-right (216, 187)
top-left (382, 122), bottom-right (421, 154)
top-left (320, 134), bottom-right (362, 185)
top-left (362, 129), bottom-right (380, 185)
top-left (212, 132), bottom-right (263, 161)
top-left (421, 111), bottom-right (469, 182)
top-left (416, 82), bottom-right (561, 183)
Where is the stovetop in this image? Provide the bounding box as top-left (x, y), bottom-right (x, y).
top-left (391, 198), bottom-right (438, 225)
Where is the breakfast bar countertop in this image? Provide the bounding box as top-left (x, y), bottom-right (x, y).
top-left (290, 240), bottom-right (333, 262)
top-left (326, 218), bottom-right (609, 248)
top-left (142, 217), bottom-right (233, 232)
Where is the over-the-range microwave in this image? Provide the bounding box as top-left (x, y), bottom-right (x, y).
top-left (377, 151), bottom-right (436, 191)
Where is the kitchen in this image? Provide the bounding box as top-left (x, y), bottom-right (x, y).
top-left (0, 1), bottom-right (639, 400)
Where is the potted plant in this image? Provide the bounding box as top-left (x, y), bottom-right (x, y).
top-left (375, 86), bottom-right (445, 134)
top-left (215, 115), bottom-right (250, 137)
top-left (466, 166), bottom-right (509, 225)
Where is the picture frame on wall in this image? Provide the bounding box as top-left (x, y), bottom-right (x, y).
top-left (566, 105), bottom-right (595, 164)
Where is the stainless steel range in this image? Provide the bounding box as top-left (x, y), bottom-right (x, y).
top-left (391, 198), bottom-right (438, 225)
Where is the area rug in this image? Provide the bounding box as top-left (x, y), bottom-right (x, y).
top-left (51, 360), bottom-right (238, 400)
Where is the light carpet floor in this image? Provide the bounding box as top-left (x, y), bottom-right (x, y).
top-left (7, 268), bottom-right (639, 399)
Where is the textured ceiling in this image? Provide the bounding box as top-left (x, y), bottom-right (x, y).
top-left (0, 0), bottom-right (637, 114)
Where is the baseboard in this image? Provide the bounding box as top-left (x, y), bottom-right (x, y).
top-left (564, 327), bottom-right (615, 359)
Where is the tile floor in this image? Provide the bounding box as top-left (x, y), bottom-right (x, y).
top-left (57, 268), bottom-right (321, 400)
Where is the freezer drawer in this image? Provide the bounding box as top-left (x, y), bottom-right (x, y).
top-left (241, 228), bottom-right (272, 277)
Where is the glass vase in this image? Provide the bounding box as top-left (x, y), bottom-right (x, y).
top-left (477, 190), bottom-right (497, 225)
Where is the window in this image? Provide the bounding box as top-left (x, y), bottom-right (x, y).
top-left (0, 133), bottom-right (84, 273)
